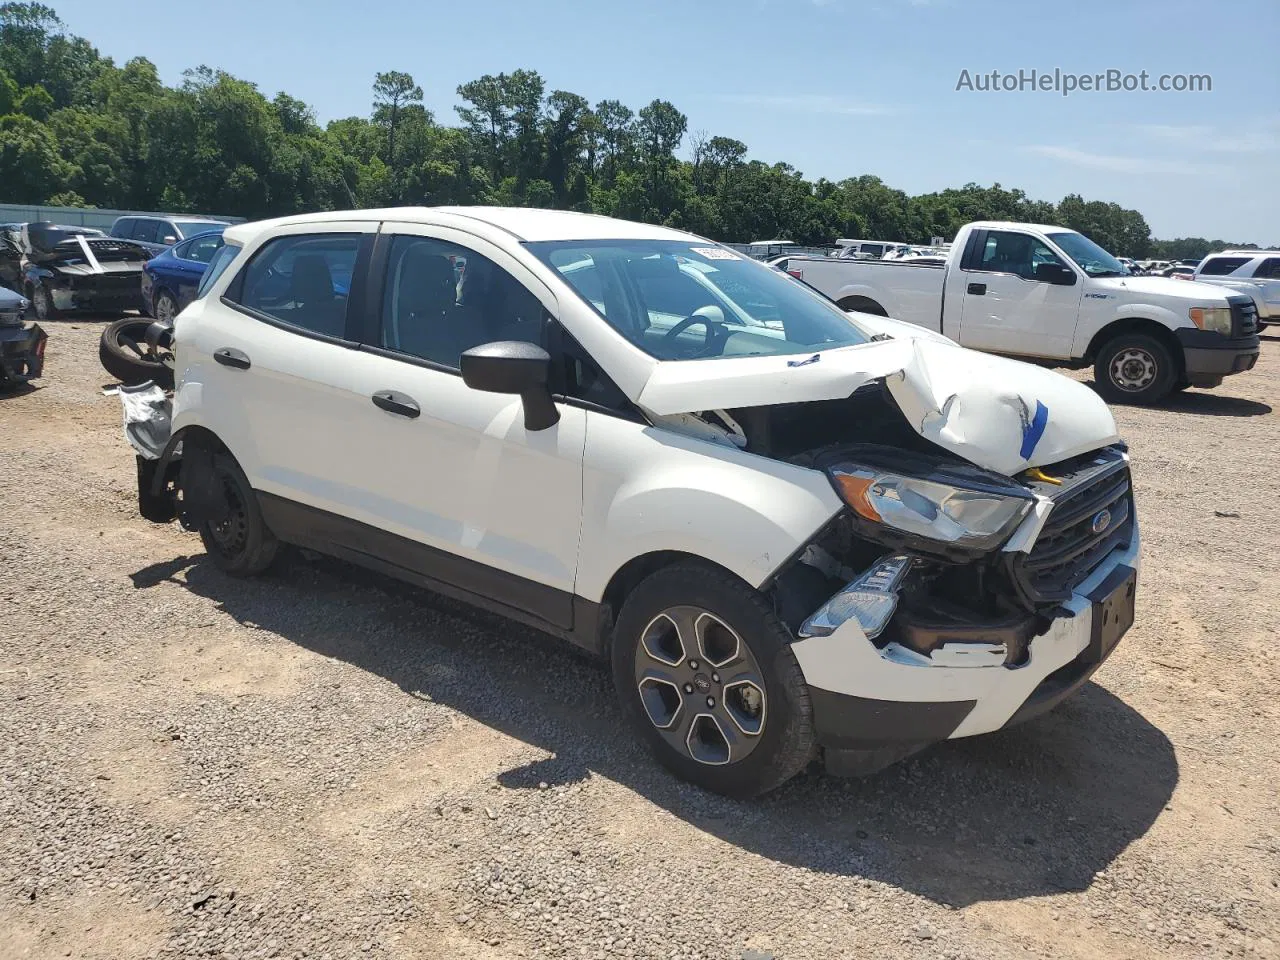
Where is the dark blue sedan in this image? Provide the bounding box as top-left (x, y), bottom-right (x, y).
top-left (141, 229), bottom-right (226, 320)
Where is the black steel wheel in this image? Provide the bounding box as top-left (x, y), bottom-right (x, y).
top-left (197, 452), bottom-right (278, 577)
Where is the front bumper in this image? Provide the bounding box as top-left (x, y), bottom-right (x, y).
top-left (0, 321), bottom-right (47, 386)
top-left (1175, 328), bottom-right (1260, 386)
top-left (51, 281), bottom-right (145, 313)
top-left (791, 527), bottom-right (1140, 767)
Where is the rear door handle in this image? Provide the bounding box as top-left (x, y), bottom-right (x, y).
top-left (214, 347), bottom-right (251, 370)
top-left (372, 390), bottom-right (421, 419)
top-left (967, 282), bottom-right (987, 295)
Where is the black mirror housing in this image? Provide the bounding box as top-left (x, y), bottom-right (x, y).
top-left (460, 341), bottom-right (560, 431)
top-left (1035, 262), bottom-right (1077, 286)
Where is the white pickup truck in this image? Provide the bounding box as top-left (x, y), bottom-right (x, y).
top-left (1191, 250), bottom-right (1279, 329)
top-left (780, 221), bottom-right (1261, 403)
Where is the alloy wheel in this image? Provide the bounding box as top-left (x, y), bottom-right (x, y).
top-left (156, 294), bottom-right (176, 323)
top-left (1109, 347), bottom-right (1158, 392)
top-left (633, 606), bottom-right (767, 766)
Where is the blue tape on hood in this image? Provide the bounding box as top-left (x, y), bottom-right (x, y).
top-left (1020, 400), bottom-right (1049, 460)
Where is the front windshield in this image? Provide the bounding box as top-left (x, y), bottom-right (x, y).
top-left (1047, 231), bottom-right (1126, 278)
top-left (175, 221), bottom-right (226, 239)
top-left (527, 239), bottom-right (870, 361)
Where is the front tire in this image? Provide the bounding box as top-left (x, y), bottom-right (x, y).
top-left (197, 452), bottom-right (279, 577)
top-left (611, 561), bottom-right (815, 798)
top-left (29, 282), bottom-right (61, 321)
top-left (1093, 333), bottom-right (1177, 404)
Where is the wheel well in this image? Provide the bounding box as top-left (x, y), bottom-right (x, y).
top-left (837, 295), bottom-right (888, 317)
top-left (175, 425), bottom-right (230, 458)
top-left (597, 551), bottom-right (744, 653)
top-left (1085, 318), bottom-right (1185, 375)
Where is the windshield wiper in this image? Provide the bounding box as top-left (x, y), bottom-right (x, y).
top-left (1089, 269), bottom-right (1124, 278)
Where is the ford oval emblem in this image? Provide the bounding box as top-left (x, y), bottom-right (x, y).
top-left (1091, 509), bottom-right (1112, 535)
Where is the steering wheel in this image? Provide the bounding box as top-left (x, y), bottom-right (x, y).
top-left (662, 313), bottom-right (725, 358)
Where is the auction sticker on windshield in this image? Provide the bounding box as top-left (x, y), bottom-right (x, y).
top-left (691, 247), bottom-right (740, 260)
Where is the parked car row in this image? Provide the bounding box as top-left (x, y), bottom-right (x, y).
top-left (0, 215), bottom-right (229, 391)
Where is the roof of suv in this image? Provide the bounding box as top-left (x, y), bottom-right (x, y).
top-left (222, 206), bottom-right (701, 246)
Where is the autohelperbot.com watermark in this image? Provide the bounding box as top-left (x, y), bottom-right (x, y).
top-left (955, 68), bottom-right (1212, 97)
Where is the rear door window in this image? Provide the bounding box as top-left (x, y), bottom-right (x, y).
top-left (229, 234), bottom-right (361, 338)
top-left (131, 219), bottom-right (160, 243)
top-left (1252, 258), bottom-right (1280, 280)
top-left (111, 218), bottom-right (134, 239)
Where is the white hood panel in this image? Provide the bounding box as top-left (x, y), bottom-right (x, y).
top-left (637, 337), bottom-right (1119, 477)
top-left (1098, 275), bottom-right (1235, 304)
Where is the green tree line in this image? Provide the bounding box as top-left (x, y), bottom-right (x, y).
top-left (0, 4), bottom-right (1264, 259)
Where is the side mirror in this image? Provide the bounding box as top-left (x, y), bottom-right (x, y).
top-left (460, 341), bottom-right (560, 431)
top-left (1035, 262), bottom-right (1077, 286)
top-left (161, 235), bottom-right (178, 245)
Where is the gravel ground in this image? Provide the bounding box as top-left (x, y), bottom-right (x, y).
top-left (1, 320), bottom-right (1278, 960)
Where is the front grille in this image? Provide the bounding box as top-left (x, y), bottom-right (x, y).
top-left (72, 274), bottom-right (139, 293)
top-left (1011, 448), bottom-right (1134, 606)
top-left (1230, 297), bottom-right (1258, 337)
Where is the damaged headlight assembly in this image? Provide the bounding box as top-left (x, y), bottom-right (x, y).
top-left (828, 464), bottom-right (1033, 552)
top-left (798, 448), bottom-right (1037, 642)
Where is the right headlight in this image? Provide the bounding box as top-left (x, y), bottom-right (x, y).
top-left (829, 464), bottom-right (1034, 552)
top-left (1189, 306), bottom-right (1232, 336)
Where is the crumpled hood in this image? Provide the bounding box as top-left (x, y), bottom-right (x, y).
top-left (637, 337), bottom-right (1119, 476)
top-left (1097, 274), bottom-right (1235, 304)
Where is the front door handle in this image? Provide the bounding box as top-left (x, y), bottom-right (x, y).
top-left (967, 282), bottom-right (987, 295)
top-left (214, 347), bottom-right (251, 370)
top-left (372, 390), bottom-right (421, 419)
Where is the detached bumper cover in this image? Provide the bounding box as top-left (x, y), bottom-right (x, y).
top-left (0, 321), bottom-right (46, 385)
top-left (791, 528), bottom-right (1141, 754)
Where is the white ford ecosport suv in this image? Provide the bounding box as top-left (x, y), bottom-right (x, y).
top-left (119, 207), bottom-right (1141, 798)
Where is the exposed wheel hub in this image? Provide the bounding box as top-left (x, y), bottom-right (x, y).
top-left (209, 475), bottom-right (248, 554)
top-left (634, 606), bottom-right (767, 766)
top-left (1110, 347), bottom-right (1157, 391)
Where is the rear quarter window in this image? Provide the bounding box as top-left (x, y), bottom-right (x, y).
top-left (196, 242), bottom-right (241, 299)
top-left (1198, 257), bottom-right (1251, 276)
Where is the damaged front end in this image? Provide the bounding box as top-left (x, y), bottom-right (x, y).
top-left (682, 382), bottom-right (1139, 775)
top-left (0, 307), bottom-right (45, 389)
top-left (120, 382), bottom-right (229, 532)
